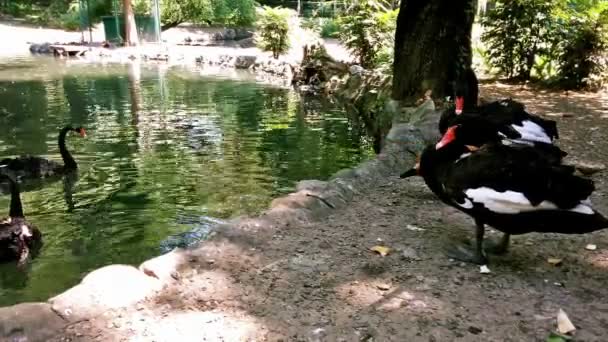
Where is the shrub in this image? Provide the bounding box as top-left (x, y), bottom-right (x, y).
top-left (481, 0), bottom-right (608, 89)
top-left (255, 6), bottom-right (294, 59)
top-left (320, 18), bottom-right (340, 38)
top-left (337, 0), bottom-right (397, 69)
top-left (213, 0), bottom-right (257, 26)
top-left (132, 0), bottom-right (255, 28)
top-left (481, 0), bottom-right (558, 80)
top-left (553, 2), bottom-right (608, 89)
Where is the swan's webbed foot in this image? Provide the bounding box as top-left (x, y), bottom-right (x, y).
top-left (446, 219), bottom-right (489, 265)
top-left (447, 244), bottom-right (488, 265)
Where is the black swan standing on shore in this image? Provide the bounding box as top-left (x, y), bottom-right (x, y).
top-left (0, 167), bottom-right (42, 266)
top-left (401, 125), bottom-right (608, 264)
top-left (0, 125), bottom-right (86, 180)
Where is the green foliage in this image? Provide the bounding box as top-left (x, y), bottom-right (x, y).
top-left (481, 0), bottom-right (558, 80)
top-left (212, 0), bottom-right (257, 26)
top-left (2, 0), bottom-right (257, 29)
top-left (337, 0), bottom-right (397, 69)
top-left (59, 3), bottom-right (82, 31)
top-left (552, 0), bottom-right (608, 89)
top-left (255, 6), bottom-right (294, 58)
top-left (301, 17), bottom-right (341, 38)
top-left (481, 0), bottom-right (608, 89)
top-left (320, 18), bottom-right (340, 38)
top-left (153, 0), bottom-right (256, 27)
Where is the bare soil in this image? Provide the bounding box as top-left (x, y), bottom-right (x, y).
top-left (51, 84), bottom-right (608, 341)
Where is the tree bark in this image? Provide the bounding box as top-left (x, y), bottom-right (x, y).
top-left (392, 0), bottom-right (478, 104)
top-left (123, 0), bottom-right (139, 46)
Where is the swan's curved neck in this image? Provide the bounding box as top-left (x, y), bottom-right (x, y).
top-left (59, 127), bottom-right (77, 169)
top-left (8, 177), bottom-right (24, 218)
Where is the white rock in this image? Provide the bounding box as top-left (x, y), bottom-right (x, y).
top-left (479, 265), bottom-right (491, 274)
top-left (50, 265), bottom-right (162, 322)
top-left (585, 244), bottom-right (597, 251)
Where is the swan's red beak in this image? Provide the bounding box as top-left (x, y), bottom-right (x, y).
top-left (455, 96), bottom-right (464, 114)
top-left (79, 128), bottom-right (87, 137)
top-left (436, 125), bottom-right (458, 149)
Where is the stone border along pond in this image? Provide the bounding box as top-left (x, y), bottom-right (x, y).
top-left (0, 99), bottom-right (441, 341)
top-left (27, 41), bottom-right (297, 87)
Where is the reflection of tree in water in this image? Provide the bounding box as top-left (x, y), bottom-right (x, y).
top-left (259, 95), bottom-right (372, 194)
top-left (0, 81), bottom-right (48, 154)
top-left (58, 70), bottom-right (153, 267)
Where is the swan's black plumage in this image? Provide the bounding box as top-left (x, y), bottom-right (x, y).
top-left (0, 125), bottom-right (86, 181)
top-left (0, 169), bottom-right (42, 265)
top-left (405, 125), bottom-right (608, 264)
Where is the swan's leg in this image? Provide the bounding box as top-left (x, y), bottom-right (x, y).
top-left (446, 219), bottom-right (488, 265)
top-left (485, 233), bottom-right (510, 255)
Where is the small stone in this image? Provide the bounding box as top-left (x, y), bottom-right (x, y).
top-left (468, 326), bottom-right (483, 335)
top-left (405, 224), bottom-right (425, 231)
top-left (416, 275), bottom-right (424, 282)
top-left (568, 161), bottom-right (606, 175)
top-left (585, 244), bottom-right (597, 251)
top-left (170, 271), bottom-right (180, 280)
top-left (548, 258), bottom-right (563, 266)
top-left (377, 283), bottom-right (391, 291)
top-left (401, 247), bottom-right (420, 261)
top-left (479, 265), bottom-right (491, 274)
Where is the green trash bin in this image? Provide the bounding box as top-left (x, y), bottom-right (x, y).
top-left (102, 15), bottom-right (158, 43)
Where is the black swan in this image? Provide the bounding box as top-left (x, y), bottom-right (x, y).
top-left (438, 71), bottom-right (566, 162)
top-left (0, 125), bottom-right (86, 180)
top-left (401, 125), bottom-right (608, 264)
top-left (0, 168), bottom-right (42, 266)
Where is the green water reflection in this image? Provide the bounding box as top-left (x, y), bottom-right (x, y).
top-left (0, 57), bottom-right (373, 305)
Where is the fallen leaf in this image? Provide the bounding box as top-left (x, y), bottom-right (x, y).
top-left (557, 308), bottom-right (576, 334)
top-left (585, 244), bottom-right (597, 251)
top-left (547, 332), bottom-right (571, 342)
top-left (479, 265), bottom-right (491, 274)
top-left (370, 245), bottom-right (391, 257)
top-left (548, 258), bottom-right (563, 266)
top-left (142, 268), bottom-right (159, 279)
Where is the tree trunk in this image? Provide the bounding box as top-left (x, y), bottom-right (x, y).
top-left (123, 0), bottom-right (139, 46)
top-left (392, 0), bottom-right (478, 104)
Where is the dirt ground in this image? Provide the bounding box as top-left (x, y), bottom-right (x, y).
top-left (48, 84), bottom-right (608, 342)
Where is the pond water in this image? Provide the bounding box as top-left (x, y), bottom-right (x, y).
top-left (0, 57), bottom-right (373, 305)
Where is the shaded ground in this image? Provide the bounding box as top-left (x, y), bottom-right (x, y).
top-left (49, 84), bottom-right (608, 341)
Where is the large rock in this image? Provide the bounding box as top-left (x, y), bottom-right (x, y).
top-left (234, 28), bottom-right (254, 40)
top-left (235, 55), bottom-right (257, 69)
top-left (29, 43), bottom-right (52, 54)
top-left (237, 37), bottom-right (256, 48)
top-left (0, 303), bottom-right (66, 341)
top-left (50, 264), bottom-right (162, 322)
